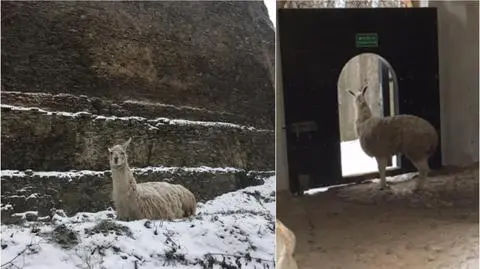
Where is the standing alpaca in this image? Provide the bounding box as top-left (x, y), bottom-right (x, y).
top-left (347, 85), bottom-right (438, 190)
top-left (109, 138), bottom-right (196, 220)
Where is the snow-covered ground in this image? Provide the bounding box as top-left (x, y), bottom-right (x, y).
top-left (0, 166), bottom-right (250, 180)
top-left (341, 139), bottom-right (397, 176)
top-left (1, 177), bottom-right (276, 269)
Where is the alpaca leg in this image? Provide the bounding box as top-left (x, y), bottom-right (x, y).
top-left (189, 206), bottom-right (196, 217)
top-left (412, 158), bottom-right (430, 191)
top-left (376, 157), bottom-right (389, 190)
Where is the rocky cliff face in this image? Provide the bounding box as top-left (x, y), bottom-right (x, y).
top-left (1, 1), bottom-right (275, 219)
top-left (1, 1), bottom-right (274, 128)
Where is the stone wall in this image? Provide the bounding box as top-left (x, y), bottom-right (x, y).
top-left (1, 169), bottom-right (274, 220)
top-left (1, 91), bottom-right (271, 129)
top-left (1, 105), bottom-right (274, 171)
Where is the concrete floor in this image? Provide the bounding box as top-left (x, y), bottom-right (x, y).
top-left (277, 165), bottom-right (479, 269)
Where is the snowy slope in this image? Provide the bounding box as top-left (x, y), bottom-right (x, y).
top-left (1, 177), bottom-right (276, 269)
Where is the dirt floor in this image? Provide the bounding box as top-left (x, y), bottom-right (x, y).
top-left (277, 164), bottom-right (479, 269)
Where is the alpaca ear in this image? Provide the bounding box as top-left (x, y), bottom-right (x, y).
top-left (347, 89), bottom-right (356, 96)
top-left (123, 137), bottom-right (132, 149)
top-left (108, 147), bottom-right (112, 152)
top-left (361, 86), bottom-right (368, 95)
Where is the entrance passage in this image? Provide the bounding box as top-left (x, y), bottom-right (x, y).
top-left (279, 8), bottom-right (442, 194)
top-left (337, 53), bottom-right (400, 177)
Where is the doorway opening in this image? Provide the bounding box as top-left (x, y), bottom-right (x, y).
top-left (337, 53), bottom-right (400, 177)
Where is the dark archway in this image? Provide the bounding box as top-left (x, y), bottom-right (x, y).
top-left (279, 8), bottom-right (442, 194)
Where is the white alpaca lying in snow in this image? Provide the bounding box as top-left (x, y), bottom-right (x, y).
top-left (108, 138), bottom-right (197, 221)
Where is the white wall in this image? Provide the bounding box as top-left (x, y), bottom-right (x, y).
top-left (428, 1), bottom-right (479, 166)
top-left (276, 2), bottom-right (479, 192)
top-left (275, 6), bottom-right (290, 192)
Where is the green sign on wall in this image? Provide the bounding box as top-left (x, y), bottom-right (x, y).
top-left (356, 33), bottom-right (378, 48)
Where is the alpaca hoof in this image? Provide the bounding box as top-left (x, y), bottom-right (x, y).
top-left (413, 183), bottom-right (425, 193)
top-left (378, 184), bottom-right (391, 191)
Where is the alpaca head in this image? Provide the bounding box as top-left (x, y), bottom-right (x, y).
top-left (347, 85), bottom-right (369, 107)
top-left (347, 85), bottom-right (372, 121)
top-left (108, 137), bottom-right (132, 169)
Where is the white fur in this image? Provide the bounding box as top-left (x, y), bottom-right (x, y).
top-left (109, 138), bottom-right (196, 220)
top-left (276, 219), bottom-right (299, 269)
top-left (348, 85), bottom-right (438, 190)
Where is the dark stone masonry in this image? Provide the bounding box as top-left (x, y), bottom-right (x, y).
top-left (1, 91), bottom-right (269, 129)
top-left (1, 106), bottom-right (274, 171)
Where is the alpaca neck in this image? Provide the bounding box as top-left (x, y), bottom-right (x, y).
top-left (355, 102), bottom-right (373, 124)
top-left (111, 164), bottom-right (137, 193)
